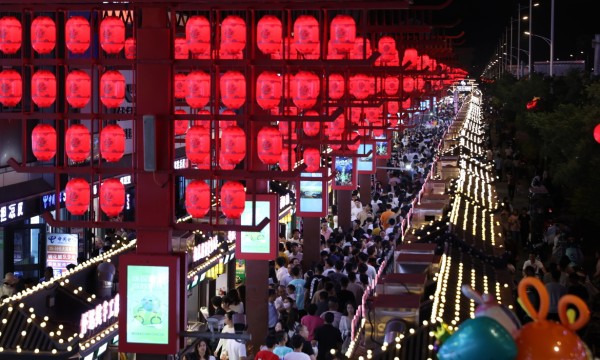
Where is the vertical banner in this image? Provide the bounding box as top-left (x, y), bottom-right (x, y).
top-left (235, 260), bottom-right (246, 287)
top-left (236, 194), bottom-right (278, 260)
top-left (296, 169), bottom-right (328, 217)
top-left (46, 233), bottom-right (79, 275)
top-left (332, 156), bottom-right (357, 190)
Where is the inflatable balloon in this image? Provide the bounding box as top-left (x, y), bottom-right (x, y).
top-left (462, 284), bottom-right (521, 337)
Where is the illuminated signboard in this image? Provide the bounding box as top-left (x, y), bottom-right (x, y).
top-left (374, 134), bottom-right (390, 159)
top-left (0, 201), bottom-right (24, 224)
top-left (46, 233), bottom-right (78, 275)
top-left (297, 170), bottom-right (327, 217)
top-left (357, 143), bottom-right (375, 173)
top-left (332, 156), bottom-right (357, 190)
top-left (236, 194), bottom-right (277, 260)
top-left (192, 236), bottom-right (219, 262)
top-left (80, 294), bottom-right (120, 336)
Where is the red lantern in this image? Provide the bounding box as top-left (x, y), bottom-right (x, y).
top-left (378, 36), bottom-right (396, 58)
top-left (402, 48), bottom-right (419, 69)
top-left (65, 16), bottom-right (90, 54)
top-left (0, 69), bottom-right (22, 107)
top-left (421, 54), bottom-right (431, 70)
top-left (594, 124), bottom-right (600, 144)
top-left (279, 147), bottom-right (296, 171)
top-left (174, 73), bottom-right (187, 99)
top-left (100, 179), bottom-right (125, 217)
top-left (0, 16), bottom-right (22, 54)
top-left (303, 148), bottom-right (320, 172)
top-left (325, 110), bottom-right (345, 137)
top-left (347, 131), bottom-right (361, 151)
top-left (186, 180), bottom-right (211, 218)
top-left (384, 76), bottom-right (399, 95)
top-left (329, 134), bottom-right (341, 150)
top-left (257, 15), bottom-right (282, 55)
top-left (66, 70), bottom-right (91, 108)
top-left (186, 16), bottom-right (210, 55)
top-left (65, 124), bottom-right (90, 162)
top-left (350, 37), bottom-right (371, 60)
top-left (100, 16), bottom-right (125, 54)
top-left (330, 15), bottom-right (356, 54)
top-left (100, 70), bottom-right (125, 108)
top-left (174, 37), bottom-right (189, 59)
top-left (174, 109), bottom-right (189, 135)
top-left (303, 110), bottom-right (320, 137)
top-left (220, 126), bottom-right (246, 165)
top-left (31, 70), bottom-right (56, 108)
top-left (100, 124), bottom-right (125, 162)
top-left (291, 71), bottom-right (320, 109)
top-left (186, 125), bottom-right (210, 164)
top-left (65, 178), bottom-right (90, 215)
top-left (31, 16), bottom-right (55, 54)
top-left (124, 37), bottom-right (136, 59)
top-left (220, 71), bottom-right (246, 109)
top-left (256, 71), bottom-right (282, 110)
top-left (185, 71), bottom-right (210, 109)
top-left (31, 124), bottom-right (56, 161)
top-left (350, 107), bottom-right (363, 125)
top-left (372, 121), bottom-right (384, 137)
top-left (327, 40), bottom-right (344, 60)
top-left (403, 77), bottom-right (415, 93)
top-left (349, 74), bottom-right (371, 100)
top-left (257, 127), bottom-right (283, 165)
top-left (221, 16), bottom-right (246, 54)
top-left (365, 106), bottom-right (382, 122)
top-left (220, 181), bottom-right (245, 219)
top-left (328, 73), bottom-right (345, 100)
top-left (278, 120), bottom-right (296, 138)
top-left (219, 152), bottom-right (236, 170)
top-left (294, 16), bottom-right (319, 55)
top-left (220, 109), bottom-right (237, 129)
top-left (388, 101), bottom-right (400, 115)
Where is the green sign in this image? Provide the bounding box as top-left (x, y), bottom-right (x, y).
top-left (240, 200), bottom-right (271, 254)
top-left (235, 260), bottom-right (246, 287)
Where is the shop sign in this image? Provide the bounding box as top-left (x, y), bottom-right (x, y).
top-left (279, 193), bottom-right (291, 210)
top-left (173, 158), bottom-right (188, 169)
top-left (46, 233), bottom-right (78, 275)
top-left (192, 236), bottom-right (219, 262)
top-left (42, 191), bottom-right (66, 210)
top-left (0, 201), bottom-right (24, 224)
top-left (80, 294), bottom-right (120, 336)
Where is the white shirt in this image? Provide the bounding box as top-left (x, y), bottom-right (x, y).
top-left (224, 339), bottom-right (247, 360)
top-left (283, 352), bottom-right (311, 360)
top-left (523, 259), bottom-right (545, 275)
top-left (277, 267), bottom-right (289, 283)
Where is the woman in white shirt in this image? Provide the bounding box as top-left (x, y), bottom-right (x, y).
top-left (339, 302), bottom-right (356, 341)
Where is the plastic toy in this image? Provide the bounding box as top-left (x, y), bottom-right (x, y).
top-left (462, 284), bottom-right (521, 337)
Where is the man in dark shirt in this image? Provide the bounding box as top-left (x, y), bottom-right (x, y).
top-left (296, 324), bottom-right (316, 360)
top-left (313, 312), bottom-right (342, 360)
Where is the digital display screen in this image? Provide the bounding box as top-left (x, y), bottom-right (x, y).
top-left (299, 172), bottom-right (323, 213)
top-left (357, 143), bottom-right (374, 172)
top-left (334, 156), bottom-right (354, 188)
top-left (240, 200), bottom-right (271, 254)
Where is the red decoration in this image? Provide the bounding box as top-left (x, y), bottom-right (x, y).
top-left (174, 73), bottom-right (187, 99)
top-left (256, 71), bottom-right (282, 110)
top-left (328, 73), bottom-right (345, 100)
top-left (220, 181), bottom-right (245, 219)
top-left (594, 124), bottom-right (600, 144)
top-left (526, 97), bottom-right (540, 110)
top-left (65, 16), bottom-right (90, 54)
top-left (31, 124), bottom-right (56, 161)
top-left (221, 16), bottom-right (246, 55)
top-left (291, 71), bottom-right (320, 109)
top-left (303, 148), bottom-right (320, 172)
top-left (384, 76), bottom-right (399, 95)
top-left (279, 147), bottom-right (296, 171)
top-left (174, 37), bottom-right (189, 59)
top-left (349, 74), bottom-right (371, 100)
top-left (219, 152), bottom-right (236, 170)
top-left (0, 69), bottom-right (22, 107)
top-left (403, 76), bottom-right (415, 93)
top-left (66, 70), bottom-right (91, 108)
top-left (99, 16), bottom-right (125, 54)
top-left (329, 134), bottom-right (341, 150)
top-left (388, 101), bottom-right (400, 115)
top-left (325, 110), bottom-right (345, 137)
top-left (31, 16), bottom-right (55, 54)
top-left (31, 70), bottom-right (56, 108)
top-left (294, 16), bottom-right (319, 55)
top-left (257, 15), bottom-right (282, 55)
top-left (65, 124), bottom-right (91, 162)
top-left (185, 71), bottom-right (210, 109)
top-left (186, 125), bottom-right (210, 164)
top-left (100, 70), bottom-right (125, 108)
top-left (350, 37), bottom-right (371, 60)
top-left (278, 120), bottom-right (296, 138)
top-left (220, 109), bottom-right (237, 129)
top-left (0, 16), bottom-right (21, 54)
top-left (174, 109), bottom-right (189, 135)
top-left (100, 124), bottom-right (125, 162)
top-left (330, 15), bottom-right (356, 54)
top-left (65, 178), bottom-right (90, 215)
top-left (420, 54), bottom-right (431, 70)
top-left (257, 127), bottom-right (283, 165)
top-left (100, 179), bottom-right (125, 217)
top-left (220, 71), bottom-right (246, 109)
top-left (402, 48), bottom-right (419, 69)
top-left (327, 40), bottom-right (344, 60)
top-left (124, 37), bottom-right (136, 59)
top-left (347, 131), bottom-right (361, 151)
top-left (186, 16), bottom-right (210, 55)
top-left (303, 110), bottom-right (320, 137)
top-left (220, 126), bottom-right (246, 165)
top-left (185, 180), bottom-right (210, 218)
top-left (377, 36), bottom-right (396, 57)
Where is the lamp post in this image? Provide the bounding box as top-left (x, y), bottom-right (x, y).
top-left (550, 0), bottom-right (555, 77)
top-left (528, 0), bottom-right (532, 78)
top-left (525, 32), bottom-right (553, 76)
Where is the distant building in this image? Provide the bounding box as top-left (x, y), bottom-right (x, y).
top-left (533, 60), bottom-right (585, 76)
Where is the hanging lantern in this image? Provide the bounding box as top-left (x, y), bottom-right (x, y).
top-left (220, 125), bottom-right (246, 165)
top-left (100, 124), bottom-right (125, 162)
top-left (219, 152), bottom-right (236, 170)
top-left (256, 71), bottom-right (282, 110)
top-left (403, 77), bottom-right (415, 93)
top-left (377, 36), bottom-right (396, 58)
top-left (100, 70), bottom-right (125, 108)
top-left (372, 120), bottom-right (384, 137)
top-left (328, 73), bottom-right (345, 100)
top-left (421, 54), bottom-right (431, 70)
top-left (124, 37), bottom-right (136, 59)
top-left (278, 120), bottom-right (296, 138)
top-left (0, 16), bottom-right (21, 54)
top-left (66, 70), bottom-right (91, 108)
top-left (279, 146), bottom-right (296, 171)
top-left (388, 101), bottom-right (400, 115)
top-left (257, 126), bottom-right (283, 165)
top-left (0, 69), bottom-right (22, 107)
top-left (220, 71), bottom-right (246, 109)
top-left (99, 16), bottom-right (125, 54)
top-left (185, 71), bottom-right (210, 109)
top-left (257, 15), bottom-right (282, 55)
top-left (293, 15), bottom-right (319, 55)
top-left (365, 106), bottom-right (382, 122)
top-left (330, 15), bottom-right (356, 54)
top-left (174, 73), bottom-right (187, 99)
top-left (327, 40), bottom-right (344, 60)
top-left (31, 16), bottom-right (56, 54)
top-left (31, 70), bottom-right (56, 108)
top-left (402, 48), bottom-right (419, 69)
top-left (65, 16), bottom-right (90, 54)
top-left (31, 124), bottom-right (57, 161)
top-left (349, 74), bottom-right (371, 100)
top-left (303, 110), bottom-right (320, 137)
top-left (221, 15), bottom-right (246, 54)
top-left (220, 181), bottom-right (245, 219)
top-left (388, 115), bottom-right (398, 128)
top-left (174, 37), bottom-right (189, 59)
top-left (594, 124), bottom-right (600, 144)
top-left (291, 71), bottom-right (319, 109)
top-left (347, 131), bottom-right (361, 151)
top-left (220, 109), bottom-right (237, 129)
top-left (65, 124), bottom-right (91, 162)
top-left (350, 107), bottom-right (363, 125)
top-left (325, 110), bottom-right (345, 137)
top-left (303, 148), bottom-right (320, 172)
top-left (384, 76), bottom-right (399, 95)
top-left (174, 109), bottom-right (189, 135)
top-left (100, 179), bottom-right (125, 217)
top-left (186, 16), bottom-right (210, 55)
top-left (65, 178), bottom-right (90, 215)
top-left (350, 37), bottom-right (371, 60)
top-left (186, 181), bottom-right (211, 218)
top-left (329, 134), bottom-right (341, 150)
top-left (186, 125), bottom-right (210, 164)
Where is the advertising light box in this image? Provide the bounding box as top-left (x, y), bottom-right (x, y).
top-left (332, 156), bottom-right (357, 190)
top-left (46, 233), bottom-right (78, 276)
top-left (357, 143), bottom-right (375, 174)
top-left (236, 194), bottom-right (277, 260)
top-left (297, 170), bottom-right (327, 217)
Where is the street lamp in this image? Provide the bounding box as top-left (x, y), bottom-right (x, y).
top-left (526, 1), bottom-right (540, 78)
top-left (525, 31), bottom-right (553, 76)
